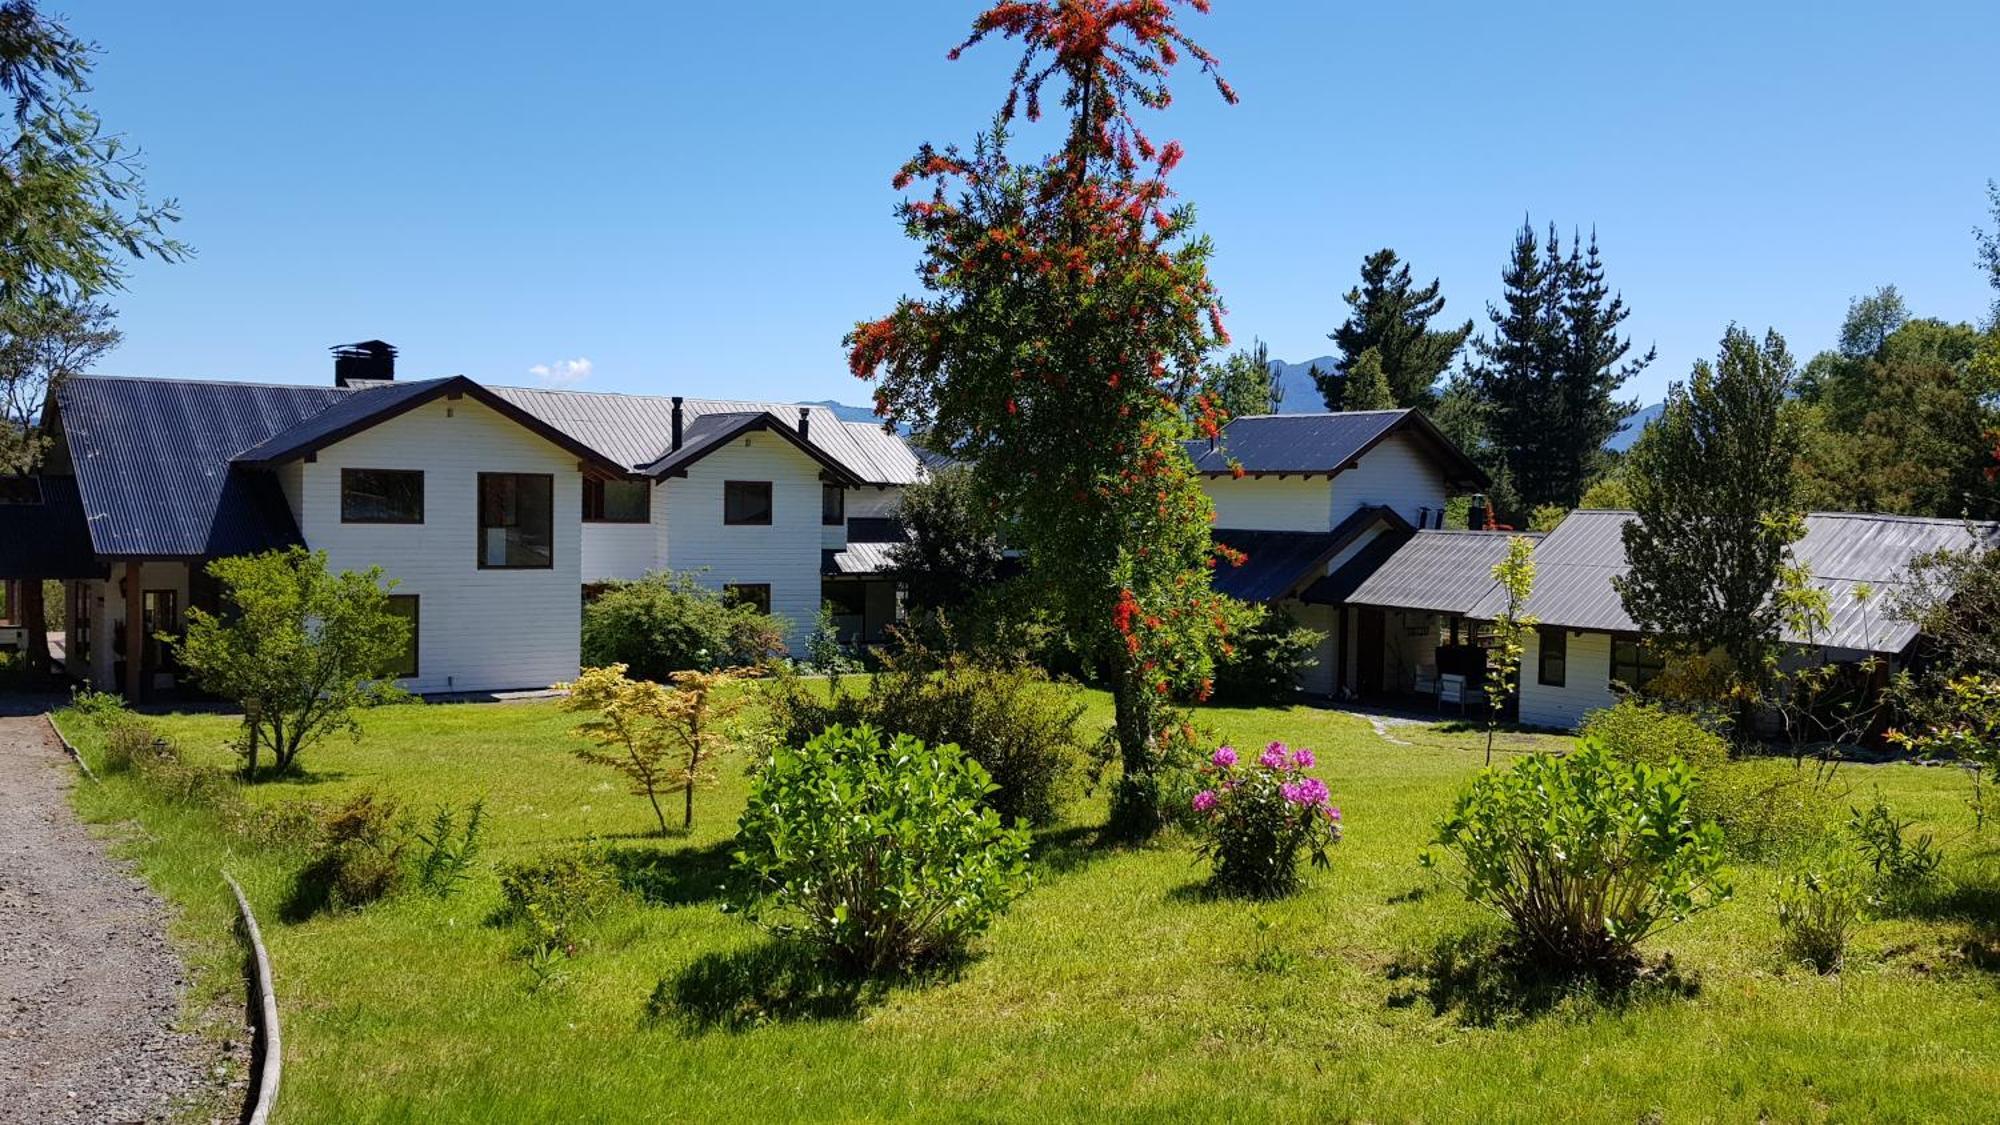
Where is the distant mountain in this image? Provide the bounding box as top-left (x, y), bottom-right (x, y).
top-left (1607, 402), bottom-right (1664, 451)
top-left (1263, 355), bottom-right (1337, 413)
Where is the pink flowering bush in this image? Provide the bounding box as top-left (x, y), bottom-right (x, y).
top-left (1190, 741), bottom-right (1342, 898)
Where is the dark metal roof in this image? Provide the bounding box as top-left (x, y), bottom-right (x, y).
top-left (1212, 505), bottom-right (1407, 604)
top-left (1183, 410), bottom-right (1488, 489)
top-left (1345, 530), bottom-right (1542, 615)
top-left (639, 411), bottom-right (864, 485)
top-left (1467, 509), bottom-right (2000, 653)
top-left (1302, 528), bottom-right (1415, 606)
top-left (0, 475), bottom-right (106, 578)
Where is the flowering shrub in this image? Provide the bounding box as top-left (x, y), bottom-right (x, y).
top-left (1189, 741), bottom-right (1342, 898)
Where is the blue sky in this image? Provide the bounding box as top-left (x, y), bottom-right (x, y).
top-left (81, 1), bottom-right (2000, 407)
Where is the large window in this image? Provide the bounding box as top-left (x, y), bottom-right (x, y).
top-left (1537, 626), bottom-right (1568, 688)
top-left (382, 595), bottom-right (419, 678)
top-left (1610, 636), bottom-right (1665, 691)
top-left (724, 480), bottom-right (773, 526)
top-left (724, 583), bottom-right (771, 615)
top-left (822, 483), bottom-right (845, 527)
top-left (478, 473), bottom-right (554, 569)
top-left (341, 468), bottom-right (424, 524)
top-left (583, 477), bottom-right (650, 523)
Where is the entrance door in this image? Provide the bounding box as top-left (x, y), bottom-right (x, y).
top-left (1356, 607), bottom-right (1385, 698)
top-left (142, 589), bottom-right (179, 682)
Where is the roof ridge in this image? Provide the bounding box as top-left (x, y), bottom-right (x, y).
top-left (67, 373), bottom-right (360, 393)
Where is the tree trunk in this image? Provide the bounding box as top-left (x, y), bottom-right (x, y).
top-left (647, 786), bottom-right (668, 836)
top-left (1106, 664), bottom-right (1162, 840)
top-left (682, 780), bottom-right (695, 830)
top-left (20, 578), bottom-right (48, 676)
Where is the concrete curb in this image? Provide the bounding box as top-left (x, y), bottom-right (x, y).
top-left (223, 871), bottom-right (281, 1125)
top-left (43, 712), bottom-right (98, 784)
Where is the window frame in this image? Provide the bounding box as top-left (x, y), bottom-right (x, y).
top-left (382, 594), bottom-right (420, 679)
top-left (1610, 634), bottom-right (1665, 691)
top-left (340, 468), bottom-right (425, 525)
top-left (582, 476), bottom-right (651, 524)
top-left (723, 480), bottom-right (774, 526)
top-left (723, 583), bottom-right (772, 615)
top-left (821, 482), bottom-right (845, 527)
top-left (1536, 625), bottom-right (1568, 688)
top-left (476, 472), bottom-right (556, 570)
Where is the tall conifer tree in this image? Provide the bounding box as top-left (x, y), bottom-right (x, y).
top-left (1325, 249), bottom-right (1472, 410)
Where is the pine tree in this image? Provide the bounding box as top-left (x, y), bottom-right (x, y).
top-left (1328, 249), bottom-right (1472, 410)
top-left (1554, 229), bottom-right (1653, 504)
top-left (1340, 347), bottom-right (1396, 411)
top-left (1464, 221), bottom-right (1563, 517)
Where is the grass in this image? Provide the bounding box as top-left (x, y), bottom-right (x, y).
top-left (56, 689), bottom-right (2000, 1123)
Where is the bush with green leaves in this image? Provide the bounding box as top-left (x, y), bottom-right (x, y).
top-left (1425, 738), bottom-right (1732, 972)
top-left (581, 571), bottom-right (786, 681)
top-left (1188, 741), bottom-right (1342, 898)
top-left (1776, 847), bottom-right (1866, 974)
top-left (1848, 793), bottom-right (1948, 913)
top-left (762, 643), bottom-right (1085, 826)
top-left (800, 602), bottom-right (860, 675)
top-left (101, 717), bottom-right (169, 774)
top-left (496, 844), bottom-right (624, 952)
top-left (1208, 603), bottom-right (1323, 706)
top-left (67, 685), bottom-right (129, 726)
top-left (414, 800), bottom-right (486, 899)
top-left (1581, 698), bottom-right (1729, 773)
top-left (730, 724), bottom-right (1033, 974)
top-left (294, 792), bottom-right (408, 913)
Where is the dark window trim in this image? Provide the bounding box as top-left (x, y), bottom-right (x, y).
top-left (1537, 626), bottom-right (1568, 688)
top-left (821, 482), bottom-right (845, 527)
top-left (582, 476), bottom-right (651, 524)
top-left (724, 480), bottom-right (774, 526)
top-left (1609, 632), bottom-right (1665, 690)
top-left (724, 582), bottom-right (772, 615)
top-left (476, 471), bottom-right (556, 570)
top-left (340, 467), bottom-right (426, 524)
top-left (385, 594), bottom-right (420, 679)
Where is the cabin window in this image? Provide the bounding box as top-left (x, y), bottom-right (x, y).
top-left (724, 481), bottom-right (773, 526)
top-left (382, 595), bottom-right (419, 678)
top-left (724, 583), bottom-right (771, 615)
top-left (341, 468), bottom-right (424, 524)
top-left (583, 477), bottom-right (650, 523)
top-left (477, 473), bottom-right (554, 568)
top-left (822, 483), bottom-right (845, 527)
top-left (1610, 636), bottom-right (1665, 690)
top-left (1537, 626), bottom-right (1567, 688)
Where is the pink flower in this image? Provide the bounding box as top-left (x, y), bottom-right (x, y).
top-left (1258, 743), bottom-right (1288, 770)
top-left (1282, 776), bottom-right (1330, 808)
top-left (1192, 790), bottom-right (1219, 814)
top-left (1326, 805), bottom-right (1343, 822)
top-left (1291, 747), bottom-right (1316, 769)
top-left (1211, 746), bottom-right (1238, 768)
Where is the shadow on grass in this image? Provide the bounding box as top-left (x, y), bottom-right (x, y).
top-left (1385, 928), bottom-right (1700, 1028)
top-left (650, 940), bottom-right (963, 1033)
top-left (1031, 823), bottom-right (1124, 877)
top-left (606, 839), bottom-right (737, 908)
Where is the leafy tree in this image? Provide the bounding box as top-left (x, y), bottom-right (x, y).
top-left (849, 0), bottom-right (1241, 835)
top-left (177, 548), bottom-right (410, 779)
top-left (581, 571), bottom-right (785, 680)
top-left (1615, 326), bottom-right (1805, 695)
top-left (1338, 346), bottom-right (1396, 411)
top-left (1483, 535), bottom-right (1535, 765)
top-left (1201, 338), bottom-right (1274, 417)
top-left (890, 463), bottom-right (1008, 614)
top-left (559, 663), bottom-right (750, 833)
top-left (1326, 248), bottom-right (1472, 410)
top-left (1977, 180), bottom-right (2000, 324)
top-left (1578, 470), bottom-right (1632, 510)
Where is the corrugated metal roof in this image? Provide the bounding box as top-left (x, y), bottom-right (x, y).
top-left (1302, 528), bottom-right (1414, 605)
top-left (638, 411), bottom-right (863, 484)
top-left (1468, 509), bottom-right (2000, 654)
top-left (1211, 506), bottom-right (1405, 604)
top-left (0, 475), bottom-right (107, 578)
top-left (232, 378), bottom-right (454, 464)
top-left (825, 541), bottom-right (900, 575)
top-left (58, 376), bottom-right (341, 557)
top-left (1346, 530), bottom-right (1542, 615)
top-left (1182, 410), bottom-right (1488, 488)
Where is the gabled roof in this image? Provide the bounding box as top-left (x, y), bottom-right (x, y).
top-left (1467, 509), bottom-right (2000, 654)
top-left (1184, 410), bottom-right (1488, 490)
top-left (1212, 505), bottom-right (1409, 604)
top-left (1345, 529), bottom-right (1543, 615)
top-left (0, 475), bottom-right (107, 578)
top-left (639, 411), bottom-right (864, 485)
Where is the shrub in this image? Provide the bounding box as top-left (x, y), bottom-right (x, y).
top-left (1776, 849), bottom-right (1866, 973)
top-left (496, 844), bottom-right (624, 950)
top-left (559, 664), bottom-right (752, 833)
top-left (730, 724), bottom-right (1033, 974)
top-left (1208, 604), bottom-right (1323, 706)
top-left (800, 602), bottom-right (859, 675)
top-left (580, 571), bottom-right (786, 681)
top-left (413, 800), bottom-right (486, 899)
top-left (1848, 793), bottom-right (1948, 913)
top-left (763, 643), bottom-right (1085, 826)
top-left (294, 792), bottom-right (408, 913)
top-left (1188, 741), bottom-right (1342, 898)
top-left (1425, 739), bottom-right (1732, 972)
top-left (1581, 698), bottom-right (1729, 774)
top-left (102, 718), bottom-right (170, 774)
top-left (67, 685), bottom-right (129, 725)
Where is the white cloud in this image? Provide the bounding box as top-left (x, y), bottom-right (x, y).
top-left (528, 356), bottom-right (593, 386)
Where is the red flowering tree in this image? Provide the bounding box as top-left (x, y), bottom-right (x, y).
top-left (848, 0), bottom-right (1246, 835)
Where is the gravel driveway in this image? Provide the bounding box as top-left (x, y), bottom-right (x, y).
top-left (0, 712), bottom-right (214, 1122)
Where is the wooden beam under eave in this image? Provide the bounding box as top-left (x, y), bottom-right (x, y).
top-left (123, 560), bottom-right (143, 701)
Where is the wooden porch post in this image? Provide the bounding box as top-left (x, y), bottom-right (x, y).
top-left (123, 560), bottom-right (143, 700)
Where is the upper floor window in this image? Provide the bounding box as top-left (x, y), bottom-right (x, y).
top-left (822, 483), bottom-right (845, 527)
top-left (724, 480), bottom-right (772, 526)
top-left (341, 468), bottom-right (424, 524)
top-left (583, 477), bottom-right (650, 523)
top-left (478, 472), bottom-right (554, 569)
top-left (1537, 626), bottom-right (1568, 688)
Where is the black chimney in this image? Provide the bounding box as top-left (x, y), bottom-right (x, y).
top-left (670, 397), bottom-right (684, 452)
top-left (332, 340), bottom-right (396, 387)
top-left (797, 407), bottom-right (810, 440)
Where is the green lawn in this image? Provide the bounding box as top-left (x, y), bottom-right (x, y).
top-left (57, 692), bottom-right (2000, 1123)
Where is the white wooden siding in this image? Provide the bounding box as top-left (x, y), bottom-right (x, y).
top-left (1201, 475), bottom-right (1335, 531)
top-left (1517, 628), bottom-right (1616, 730)
top-left (76, 561), bottom-right (192, 691)
top-left (849, 487), bottom-right (904, 519)
top-left (582, 497), bottom-right (660, 583)
top-left (1332, 431), bottom-right (1448, 527)
top-left (288, 396), bottom-right (583, 695)
top-left (660, 432), bottom-right (825, 652)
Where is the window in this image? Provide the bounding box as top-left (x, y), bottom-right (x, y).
top-left (822, 483), bottom-right (845, 527)
top-left (724, 583), bottom-right (771, 615)
top-left (1537, 626), bottom-right (1567, 687)
top-left (341, 468), bottom-right (424, 524)
top-left (583, 477), bottom-right (650, 523)
top-left (477, 473), bottom-right (554, 568)
top-left (1610, 636), bottom-right (1665, 691)
top-left (381, 595), bottom-right (419, 678)
top-left (724, 480), bottom-right (773, 526)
